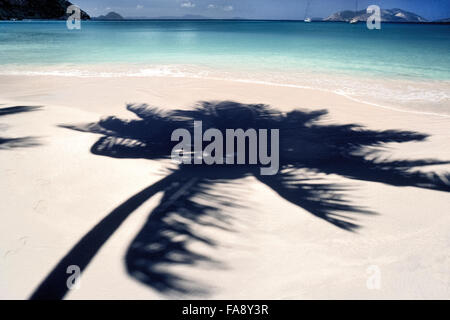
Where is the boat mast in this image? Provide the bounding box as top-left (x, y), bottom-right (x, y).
top-left (304, 0), bottom-right (312, 20)
top-left (349, 0), bottom-right (359, 23)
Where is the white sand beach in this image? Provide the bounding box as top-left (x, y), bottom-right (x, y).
top-left (1, 74), bottom-right (449, 299)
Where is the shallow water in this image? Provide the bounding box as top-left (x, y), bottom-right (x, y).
top-left (1, 20), bottom-right (449, 114)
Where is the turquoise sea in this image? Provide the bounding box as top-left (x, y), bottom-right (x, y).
top-left (0, 20), bottom-right (449, 114)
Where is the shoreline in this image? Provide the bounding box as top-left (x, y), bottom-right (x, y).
top-left (1, 68), bottom-right (449, 117)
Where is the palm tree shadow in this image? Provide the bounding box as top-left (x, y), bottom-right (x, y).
top-left (0, 106), bottom-right (41, 149)
top-left (31, 101), bottom-right (450, 299)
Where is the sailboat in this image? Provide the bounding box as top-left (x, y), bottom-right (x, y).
top-left (304, 0), bottom-right (312, 23)
top-left (349, 0), bottom-right (359, 24)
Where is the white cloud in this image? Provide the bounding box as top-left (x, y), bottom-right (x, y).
top-left (207, 4), bottom-right (217, 9)
top-left (181, 1), bottom-right (196, 8)
top-left (223, 5), bottom-right (234, 12)
top-left (136, 5), bottom-right (144, 10)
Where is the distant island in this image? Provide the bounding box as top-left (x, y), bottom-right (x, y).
top-left (154, 14), bottom-right (209, 20)
top-left (434, 17), bottom-right (450, 23)
top-left (124, 10), bottom-right (448, 23)
top-left (325, 8), bottom-right (427, 23)
top-left (0, 0), bottom-right (90, 20)
top-left (93, 12), bottom-right (124, 20)
top-left (126, 14), bottom-right (213, 20)
top-left (1, 3), bottom-right (448, 23)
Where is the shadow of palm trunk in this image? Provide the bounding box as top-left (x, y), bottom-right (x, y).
top-left (30, 171), bottom-right (181, 300)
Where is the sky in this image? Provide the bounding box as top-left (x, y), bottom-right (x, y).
top-left (72, 0), bottom-right (450, 20)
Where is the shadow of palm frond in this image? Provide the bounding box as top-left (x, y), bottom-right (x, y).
top-left (0, 106), bottom-right (40, 116)
top-left (126, 166), bottom-right (244, 295)
top-left (0, 136), bottom-right (40, 149)
top-left (0, 106), bottom-right (41, 149)
top-left (31, 101), bottom-right (450, 300)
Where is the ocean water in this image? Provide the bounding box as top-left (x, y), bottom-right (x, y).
top-left (0, 20), bottom-right (449, 114)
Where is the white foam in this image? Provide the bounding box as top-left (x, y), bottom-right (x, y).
top-left (1, 65), bottom-right (449, 118)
